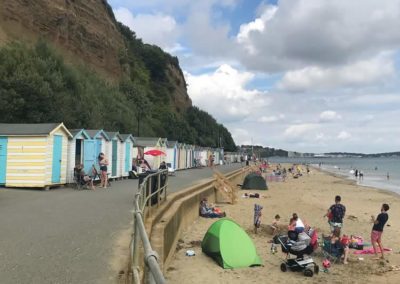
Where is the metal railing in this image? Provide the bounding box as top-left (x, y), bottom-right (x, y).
top-left (131, 170), bottom-right (168, 284)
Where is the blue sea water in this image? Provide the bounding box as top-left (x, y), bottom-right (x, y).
top-left (268, 157), bottom-right (400, 195)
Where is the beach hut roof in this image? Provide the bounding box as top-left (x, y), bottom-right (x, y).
top-left (85, 129), bottom-right (110, 140)
top-left (133, 137), bottom-right (161, 147)
top-left (120, 134), bottom-right (135, 142)
top-left (69, 129), bottom-right (90, 139)
top-left (105, 131), bottom-right (123, 141)
top-left (167, 140), bottom-right (178, 147)
top-left (160, 138), bottom-right (168, 146)
top-left (0, 122), bottom-right (72, 137)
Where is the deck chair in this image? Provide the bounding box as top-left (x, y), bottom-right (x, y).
top-left (322, 239), bottom-right (344, 263)
top-left (73, 167), bottom-right (91, 190)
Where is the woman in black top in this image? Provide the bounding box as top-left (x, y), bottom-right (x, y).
top-left (98, 153), bottom-right (109, 188)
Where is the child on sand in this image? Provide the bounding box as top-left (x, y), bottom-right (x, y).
top-left (270, 214), bottom-right (280, 235)
top-left (254, 204), bottom-right (263, 233)
top-left (371, 203), bottom-right (390, 259)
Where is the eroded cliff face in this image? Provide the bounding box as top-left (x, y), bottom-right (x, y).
top-left (0, 0), bottom-right (124, 78)
top-left (0, 0), bottom-right (192, 109)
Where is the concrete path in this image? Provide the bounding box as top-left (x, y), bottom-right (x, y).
top-left (0, 164), bottom-right (242, 284)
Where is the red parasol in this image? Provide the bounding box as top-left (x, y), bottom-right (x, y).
top-left (144, 149), bottom-right (166, 156)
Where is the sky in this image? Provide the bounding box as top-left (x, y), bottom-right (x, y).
top-left (109, 0), bottom-right (400, 154)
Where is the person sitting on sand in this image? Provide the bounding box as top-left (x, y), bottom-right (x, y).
top-left (199, 198), bottom-right (225, 218)
top-left (371, 203), bottom-right (390, 260)
top-left (288, 217), bottom-right (297, 231)
top-left (329, 227), bottom-right (350, 264)
top-left (292, 213), bottom-right (305, 233)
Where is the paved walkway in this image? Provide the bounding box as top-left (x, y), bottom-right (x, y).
top-left (0, 163), bottom-right (242, 284)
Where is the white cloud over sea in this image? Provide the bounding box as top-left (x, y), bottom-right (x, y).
top-left (110, 0), bottom-right (400, 153)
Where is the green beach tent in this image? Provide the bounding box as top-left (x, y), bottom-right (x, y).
top-left (241, 173), bottom-right (268, 190)
top-left (201, 219), bottom-right (263, 269)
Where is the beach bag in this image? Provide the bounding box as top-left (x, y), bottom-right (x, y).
top-left (214, 208), bottom-right (222, 214)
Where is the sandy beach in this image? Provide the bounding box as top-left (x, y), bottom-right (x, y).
top-left (165, 165), bottom-right (400, 284)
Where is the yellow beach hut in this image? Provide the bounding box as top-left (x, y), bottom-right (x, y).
top-left (178, 143), bottom-right (187, 170)
top-left (0, 123), bottom-right (71, 189)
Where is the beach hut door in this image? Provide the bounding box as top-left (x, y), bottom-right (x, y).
top-left (112, 140), bottom-right (117, 176)
top-left (0, 137), bottom-right (7, 184)
top-left (83, 140), bottom-right (96, 174)
top-left (51, 136), bottom-right (63, 183)
top-left (96, 139), bottom-right (102, 158)
top-left (125, 142), bottom-right (131, 172)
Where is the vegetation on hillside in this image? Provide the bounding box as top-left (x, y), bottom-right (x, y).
top-left (240, 145), bottom-right (289, 157)
top-left (0, 40), bottom-right (237, 151)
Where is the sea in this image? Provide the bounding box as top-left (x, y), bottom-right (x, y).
top-left (267, 157), bottom-right (400, 195)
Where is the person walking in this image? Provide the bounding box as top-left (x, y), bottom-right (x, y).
top-left (371, 203), bottom-right (390, 259)
top-left (325, 195), bottom-right (346, 232)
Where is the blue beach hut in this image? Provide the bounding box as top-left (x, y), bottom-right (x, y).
top-left (85, 129), bottom-right (110, 177)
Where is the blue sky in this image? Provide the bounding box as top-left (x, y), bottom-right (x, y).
top-left (109, 0), bottom-right (400, 153)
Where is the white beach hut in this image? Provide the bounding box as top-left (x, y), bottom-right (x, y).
top-left (120, 134), bottom-right (135, 178)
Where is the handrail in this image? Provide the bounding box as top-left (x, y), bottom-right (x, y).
top-left (131, 170), bottom-right (168, 284)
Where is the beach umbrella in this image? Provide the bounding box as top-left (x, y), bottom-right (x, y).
top-left (144, 149), bottom-right (166, 156)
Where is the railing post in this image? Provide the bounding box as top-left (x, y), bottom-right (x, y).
top-left (157, 172), bottom-right (161, 207)
top-left (132, 212), bottom-right (141, 283)
top-left (131, 170), bottom-right (168, 284)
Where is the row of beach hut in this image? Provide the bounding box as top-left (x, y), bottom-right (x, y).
top-left (0, 123), bottom-right (233, 189)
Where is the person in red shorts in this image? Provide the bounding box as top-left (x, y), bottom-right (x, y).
top-left (371, 203), bottom-right (390, 259)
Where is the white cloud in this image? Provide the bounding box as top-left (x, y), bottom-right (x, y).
top-left (237, 5), bottom-right (278, 55)
top-left (113, 7), bottom-right (180, 50)
top-left (185, 64), bottom-right (270, 122)
top-left (337, 131), bottom-right (351, 140)
top-left (258, 114), bottom-right (285, 123)
top-left (231, 128), bottom-right (250, 145)
top-left (319, 111), bottom-right (342, 122)
top-left (237, 0), bottom-right (400, 72)
top-left (277, 53), bottom-right (395, 92)
top-left (108, 1), bottom-right (400, 153)
top-left (284, 124), bottom-right (319, 138)
top-left (183, 3), bottom-right (234, 57)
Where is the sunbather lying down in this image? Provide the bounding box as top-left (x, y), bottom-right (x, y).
top-left (199, 198), bottom-right (226, 218)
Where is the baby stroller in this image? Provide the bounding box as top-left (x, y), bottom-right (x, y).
top-left (273, 229), bottom-right (319, 277)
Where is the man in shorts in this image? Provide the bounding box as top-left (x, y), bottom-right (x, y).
top-left (325, 195), bottom-right (346, 232)
top-left (371, 203), bottom-right (390, 259)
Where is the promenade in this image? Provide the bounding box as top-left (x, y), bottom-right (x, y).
top-left (0, 163), bottom-right (242, 284)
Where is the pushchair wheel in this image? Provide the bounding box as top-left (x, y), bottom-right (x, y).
top-left (304, 268), bottom-right (313, 277)
top-left (314, 265), bottom-right (319, 274)
top-left (280, 263), bottom-right (287, 272)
